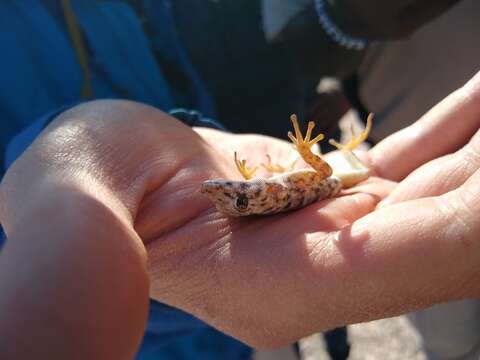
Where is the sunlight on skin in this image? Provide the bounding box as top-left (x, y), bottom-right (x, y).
top-left (1, 71), bottom-right (480, 353)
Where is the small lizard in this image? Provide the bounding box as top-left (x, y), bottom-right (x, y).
top-left (201, 114), bottom-right (372, 216)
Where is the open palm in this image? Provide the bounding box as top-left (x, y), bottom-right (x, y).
top-left (136, 124), bottom-right (394, 345)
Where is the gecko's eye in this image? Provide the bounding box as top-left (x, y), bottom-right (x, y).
top-left (234, 195), bottom-right (249, 212)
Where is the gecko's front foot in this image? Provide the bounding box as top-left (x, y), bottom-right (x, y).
top-left (234, 151), bottom-right (258, 180)
top-left (288, 114), bottom-right (332, 179)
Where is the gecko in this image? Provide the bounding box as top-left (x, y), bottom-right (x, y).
top-left (201, 114), bottom-right (373, 216)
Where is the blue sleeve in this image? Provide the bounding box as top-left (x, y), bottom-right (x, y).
top-left (168, 108), bottom-right (227, 131)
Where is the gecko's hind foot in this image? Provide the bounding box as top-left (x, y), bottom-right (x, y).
top-left (234, 152), bottom-right (258, 180)
top-left (288, 114), bottom-right (325, 151)
top-left (287, 114), bottom-right (332, 179)
top-left (329, 113), bottom-right (373, 151)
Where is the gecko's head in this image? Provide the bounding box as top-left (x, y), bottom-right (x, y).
top-left (201, 178), bottom-right (286, 216)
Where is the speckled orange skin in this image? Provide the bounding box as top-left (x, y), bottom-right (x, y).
top-left (201, 170), bottom-right (342, 216)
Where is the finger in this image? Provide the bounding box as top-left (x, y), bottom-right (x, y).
top-left (454, 166), bottom-right (480, 222)
top-left (332, 185), bottom-right (480, 315)
top-left (342, 176), bottom-right (397, 199)
top-left (369, 70), bottom-right (480, 181)
top-left (381, 128), bottom-right (480, 205)
top-left (319, 192), bottom-right (381, 228)
top-left (297, 182), bottom-right (393, 231)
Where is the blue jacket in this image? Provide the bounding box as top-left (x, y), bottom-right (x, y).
top-left (0, 1), bottom-right (250, 358)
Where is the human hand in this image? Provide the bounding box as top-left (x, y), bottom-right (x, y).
top-left (333, 70), bottom-right (480, 326)
top-left (2, 68), bottom-right (478, 353)
top-left (167, 71), bottom-right (480, 347)
top-left (142, 120), bottom-right (395, 347)
top-left (0, 99), bottom-right (391, 355)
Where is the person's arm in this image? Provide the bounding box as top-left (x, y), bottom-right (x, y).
top-left (0, 187), bottom-right (148, 360)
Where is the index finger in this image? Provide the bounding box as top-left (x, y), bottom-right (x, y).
top-left (368, 70), bottom-right (480, 181)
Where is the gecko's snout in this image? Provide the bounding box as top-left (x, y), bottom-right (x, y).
top-left (200, 179), bottom-right (223, 194)
top-left (201, 179), bottom-right (252, 215)
top-left (200, 181), bottom-right (210, 194)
